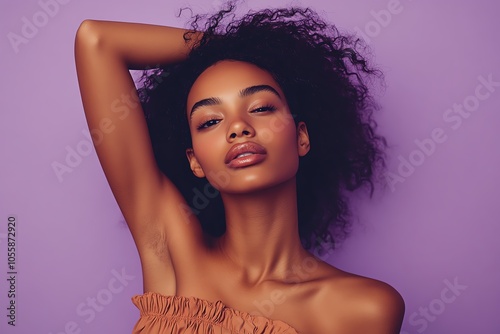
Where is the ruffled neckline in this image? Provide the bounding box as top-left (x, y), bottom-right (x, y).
top-left (132, 291), bottom-right (299, 333)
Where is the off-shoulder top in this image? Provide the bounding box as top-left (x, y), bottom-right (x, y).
top-left (131, 292), bottom-right (299, 333)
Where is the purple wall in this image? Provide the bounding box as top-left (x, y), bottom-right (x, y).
top-left (1, 0), bottom-right (499, 333)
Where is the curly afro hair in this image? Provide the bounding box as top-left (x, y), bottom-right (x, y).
top-left (137, 2), bottom-right (386, 252)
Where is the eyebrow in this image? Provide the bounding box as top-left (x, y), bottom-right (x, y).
top-left (189, 84), bottom-right (282, 118)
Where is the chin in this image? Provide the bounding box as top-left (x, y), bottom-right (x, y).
top-left (218, 174), bottom-right (297, 195)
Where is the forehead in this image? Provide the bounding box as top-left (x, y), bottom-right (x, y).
top-left (187, 60), bottom-right (284, 110)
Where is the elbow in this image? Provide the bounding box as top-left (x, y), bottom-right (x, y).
top-left (75, 20), bottom-right (105, 53)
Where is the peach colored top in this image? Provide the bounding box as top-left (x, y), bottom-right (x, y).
top-left (131, 292), bottom-right (299, 333)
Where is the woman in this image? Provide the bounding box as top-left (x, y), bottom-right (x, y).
top-left (75, 3), bottom-right (404, 333)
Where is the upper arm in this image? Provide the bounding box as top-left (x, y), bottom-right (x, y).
top-left (316, 276), bottom-right (405, 334)
top-left (357, 282), bottom-right (405, 333)
top-left (345, 280), bottom-right (405, 334)
top-left (74, 20), bottom-right (203, 250)
top-left (75, 20), bottom-right (163, 235)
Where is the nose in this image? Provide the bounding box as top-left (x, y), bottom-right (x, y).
top-left (227, 118), bottom-right (255, 141)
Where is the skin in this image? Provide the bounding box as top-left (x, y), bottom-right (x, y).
top-left (75, 20), bottom-right (404, 334)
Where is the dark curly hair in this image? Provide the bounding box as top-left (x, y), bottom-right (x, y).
top-left (137, 2), bottom-right (386, 252)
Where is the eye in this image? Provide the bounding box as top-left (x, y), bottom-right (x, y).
top-left (251, 104), bottom-right (277, 113)
top-left (197, 118), bottom-right (220, 130)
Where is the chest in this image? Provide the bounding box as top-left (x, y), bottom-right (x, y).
top-left (179, 276), bottom-right (322, 333)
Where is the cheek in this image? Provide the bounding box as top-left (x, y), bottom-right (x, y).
top-left (191, 134), bottom-right (230, 190)
top-left (264, 118), bottom-right (298, 152)
top-left (191, 132), bottom-right (224, 169)
top-left (257, 112), bottom-right (296, 144)
top-left (260, 122), bottom-right (300, 174)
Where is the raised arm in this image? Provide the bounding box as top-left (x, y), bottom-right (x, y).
top-left (74, 20), bottom-right (203, 292)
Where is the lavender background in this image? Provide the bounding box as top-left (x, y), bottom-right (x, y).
top-left (1, 0), bottom-right (499, 333)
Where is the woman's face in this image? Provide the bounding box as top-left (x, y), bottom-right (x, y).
top-left (186, 60), bottom-right (310, 193)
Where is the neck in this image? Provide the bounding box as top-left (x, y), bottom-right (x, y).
top-left (217, 177), bottom-right (308, 284)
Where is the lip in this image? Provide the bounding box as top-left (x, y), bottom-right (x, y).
top-left (225, 141), bottom-right (267, 168)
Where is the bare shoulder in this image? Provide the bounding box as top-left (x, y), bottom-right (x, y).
top-left (310, 263), bottom-right (405, 334)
